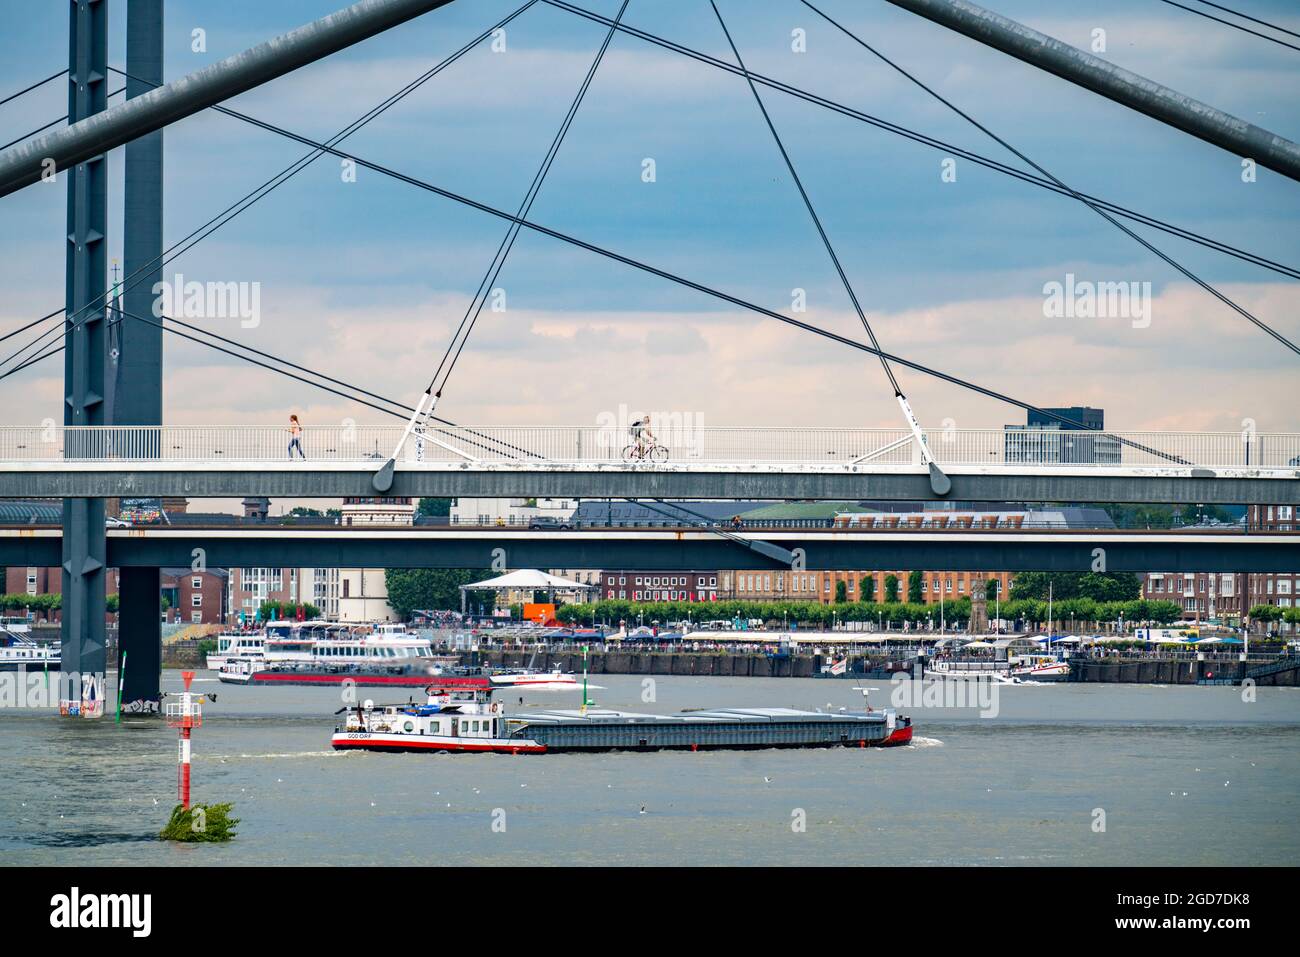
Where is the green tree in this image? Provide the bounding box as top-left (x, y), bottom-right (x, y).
top-left (907, 570), bottom-right (923, 603)
top-left (1009, 572), bottom-right (1139, 602)
top-left (384, 569), bottom-right (492, 619)
top-left (1248, 604), bottom-right (1283, 623)
top-left (417, 498), bottom-right (452, 518)
top-left (834, 580), bottom-right (847, 603)
top-left (859, 575), bottom-right (874, 601)
top-left (985, 578), bottom-right (998, 601)
top-left (884, 574), bottom-right (900, 603)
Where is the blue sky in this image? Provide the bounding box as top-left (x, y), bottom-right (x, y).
top-left (1, 0), bottom-right (1298, 436)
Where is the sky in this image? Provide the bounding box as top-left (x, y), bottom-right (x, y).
top-left (1, 0), bottom-right (1298, 460)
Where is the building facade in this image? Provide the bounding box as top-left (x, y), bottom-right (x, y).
top-left (600, 570), bottom-right (719, 602)
top-left (160, 568), bottom-right (229, 625)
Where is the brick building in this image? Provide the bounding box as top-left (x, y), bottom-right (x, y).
top-left (600, 570), bottom-right (719, 602)
top-left (160, 568), bottom-right (230, 625)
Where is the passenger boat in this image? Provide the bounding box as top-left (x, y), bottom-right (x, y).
top-left (924, 659), bottom-right (1015, 681)
top-left (488, 669), bottom-right (579, 691)
top-left (1009, 654), bottom-right (1070, 680)
top-left (217, 620), bottom-right (463, 687)
top-left (205, 620), bottom-right (291, 670)
top-left (0, 628), bottom-right (58, 672)
top-left (332, 686), bottom-right (913, 754)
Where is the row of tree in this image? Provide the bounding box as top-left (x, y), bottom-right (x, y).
top-left (555, 596), bottom-right (1185, 628)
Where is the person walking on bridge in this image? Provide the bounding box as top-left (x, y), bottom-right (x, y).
top-left (287, 414), bottom-right (306, 460)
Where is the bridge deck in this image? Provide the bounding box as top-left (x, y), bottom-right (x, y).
top-left (3, 426), bottom-right (1296, 501)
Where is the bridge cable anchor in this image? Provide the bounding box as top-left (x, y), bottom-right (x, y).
top-left (896, 392), bottom-right (951, 496)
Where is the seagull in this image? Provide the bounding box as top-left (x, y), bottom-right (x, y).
top-left (370, 801), bottom-right (376, 807)
top-left (152, 798), bottom-right (158, 806)
top-left (520, 783), bottom-right (528, 788)
top-left (763, 776), bottom-right (772, 784)
top-left (639, 805), bottom-right (646, 815)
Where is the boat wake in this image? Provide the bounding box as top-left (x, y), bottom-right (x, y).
top-left (201, 750), bottom-right (349, 761)
top-left (907, 736), bottom-right (945, 748)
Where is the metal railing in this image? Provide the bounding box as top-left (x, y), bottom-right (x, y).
top-left (0, 425), bottom-right (1297, 470)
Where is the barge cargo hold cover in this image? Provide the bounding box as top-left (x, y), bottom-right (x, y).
top-left (505, 706), bottom-right (913, 752)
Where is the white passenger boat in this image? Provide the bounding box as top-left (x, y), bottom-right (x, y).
top-left (217, 621), bottom-right (459, 687)
top-left (0, 629), bottom-right (58, 671)
top-left (204, 620), bottom-right (293, 670)
top-left (488, 669), bottom-right (579, 691)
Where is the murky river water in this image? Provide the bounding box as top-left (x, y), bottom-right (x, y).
top-left (2, 671), bottom-right (1297, 866)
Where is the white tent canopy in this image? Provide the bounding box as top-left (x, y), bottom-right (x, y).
top-left (461, 569), bottom-right (595, 591)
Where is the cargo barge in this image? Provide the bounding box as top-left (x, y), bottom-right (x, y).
top-left (331, 687), bottom-right (912, 754)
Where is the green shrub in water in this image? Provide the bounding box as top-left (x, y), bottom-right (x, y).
top-left (159, 802), bottom-right (238, 842)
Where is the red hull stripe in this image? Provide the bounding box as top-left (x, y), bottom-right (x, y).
top-left (249, 673), bottom-right (488, 687)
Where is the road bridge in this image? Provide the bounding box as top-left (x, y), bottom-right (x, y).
top-left (1, 526), bottom-right (1295, 573)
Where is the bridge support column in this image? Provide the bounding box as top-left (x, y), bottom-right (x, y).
top-left (60, 0), bottom-right (109, 716)
top-left (115, 0), bottom-right (165, 710)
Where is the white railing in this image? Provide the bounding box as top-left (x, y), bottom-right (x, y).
top-left (0, 425), bottom-right (1296, 470)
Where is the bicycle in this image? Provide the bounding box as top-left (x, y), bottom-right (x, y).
top-left (621, 440), bottom-right (669, 464)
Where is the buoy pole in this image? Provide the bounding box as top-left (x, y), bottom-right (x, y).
top-left (167, 670), bottom-right (202, 809)
top-left (115, 651), bottom-right (126, 724)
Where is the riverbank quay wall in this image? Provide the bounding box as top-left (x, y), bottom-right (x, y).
top-left (1069, 657), bottom-right (1299, 686)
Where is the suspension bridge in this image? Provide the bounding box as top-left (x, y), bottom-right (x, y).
top-left (0, 0), bottom-right (1296, 711)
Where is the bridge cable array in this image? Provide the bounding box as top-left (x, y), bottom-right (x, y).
top-left (0, 1), bottom-right (1282, 472)
top-left (1156, 0), bottom-right (1300, 52)
top-left (0, 0), bottom-right (543, 382)
top-left (7, 0), bottom-right (1298, 371)
top-left (373, 0), bottom-right (633, 491)
top-left (800, 0), bottom-right (1300, 358)
top-left (709, 0), bottom-right (952, 496)
top-left (0, 89), bottom-right (1195, 465)
top-left (542, 0), bottom-right (1300, 282)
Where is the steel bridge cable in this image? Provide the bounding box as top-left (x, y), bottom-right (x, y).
top-left (540, 0), bottom-right (1300, 281)
top-left (1157, 0), bottom-right (1300, 51)
top-left (710, 0), bottom-right (901, 402)
top-left (0, 69), bottom-right (67, 108)
top-left (800, 0), bottom-right (1300, 358)
top-left (155, 108), bottom-right (1193, 453)
top-left (1186, 0), bottom-right (1300, 39)
top-left (0, 310), bottom-right (63, 346)
top-left (428, 0), bottom-right (632, 399)
top-left (23, 1), bottom-right (543, 368)
top-left (0, 85), bottom-right (127, 152)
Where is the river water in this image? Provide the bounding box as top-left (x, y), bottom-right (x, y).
top-left (2, 671), bottom-right (1297, 866)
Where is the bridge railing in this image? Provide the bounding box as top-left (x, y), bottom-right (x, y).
top-left (0, 425), bottom-right (1297, 469)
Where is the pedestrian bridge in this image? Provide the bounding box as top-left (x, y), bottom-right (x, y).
top-left (2, 426), bottom-right (1297, 503)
